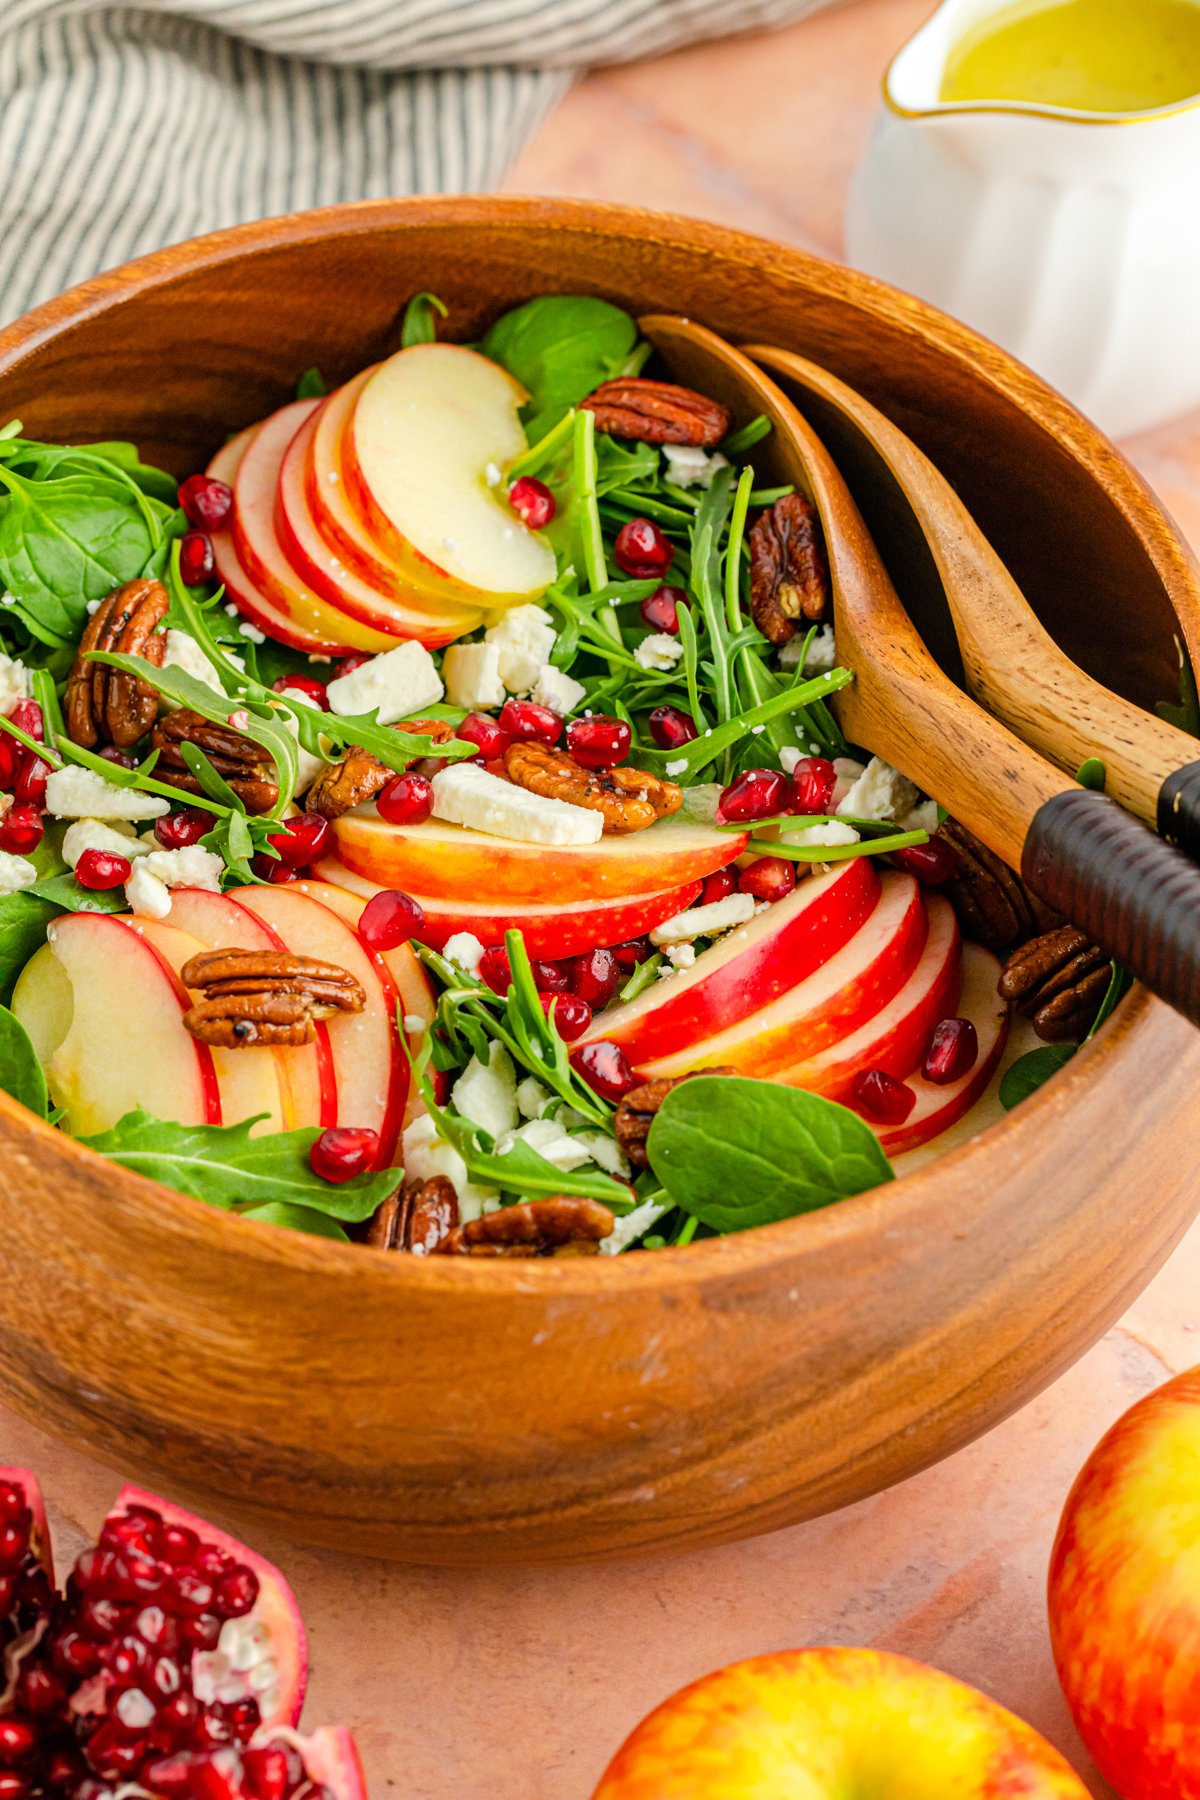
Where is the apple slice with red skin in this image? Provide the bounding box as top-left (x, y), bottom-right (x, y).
top-left (331, 805), bottom-right (748, 908)
top-left (578, 858), bottom-right (882, 1068)
top-left (234, 885), bottom-right (405, 1165)
top-left (165, 888), bottom-right (338, 1132)
top-left (871, 943), bottom-right (1009, 1155)
top-left (12, 913), bottom-right (221, 1135)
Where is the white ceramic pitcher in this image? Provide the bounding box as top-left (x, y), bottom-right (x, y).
top-left (845, 0), bottom-right (1200, 436)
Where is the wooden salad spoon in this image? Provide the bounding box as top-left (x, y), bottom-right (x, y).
top-left (640, 313), bottom-right (1200, 1028)
top-left (744, 341), bottom-right (1200, 861)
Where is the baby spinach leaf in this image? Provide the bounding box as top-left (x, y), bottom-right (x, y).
top-left (0, 1002), bottom-right (48, 1119)
top-left (0, 469), bottom-right (161, 647)
top-left (0, 891), bottom-right (57, 1002)
top-left (481, 296), bottom-right (640, 443)
top-left (646, 1075), bottom-right (893, 1233)
top-left (998, 1043), bottom-right (1077, 1112)
top-left (69, 443), bottom-right (179, 506)
top-left (240, 1201), bottom-right (349, 1241)
top-left (400, 292), bottom-right (448, 348)
top-left (28, 874), bottom-right (127, 915)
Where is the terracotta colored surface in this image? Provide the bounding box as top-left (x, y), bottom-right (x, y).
top-left (2, 2), bottom-right (1197, 1794)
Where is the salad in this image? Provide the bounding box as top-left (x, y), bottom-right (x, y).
top-left (0, 293), bottom-right (1123, 1254)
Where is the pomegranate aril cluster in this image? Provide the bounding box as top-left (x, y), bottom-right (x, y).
top-left (141, 1743), bottom-right (335, 1800)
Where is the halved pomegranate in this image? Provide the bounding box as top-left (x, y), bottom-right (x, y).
top-left (0, 1470), bottom-right (364, 1800)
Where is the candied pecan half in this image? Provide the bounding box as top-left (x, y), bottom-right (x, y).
top-left (939, 818), bottom-right (1060, 953)
top-left (749, 493), bottom-right (830, 647)
top-left (614, 1067), bottom-right (737, 1172)
top-left (306, 718), bottom-right (454, 821)
top-left (998, 927), bottom-right (1110, 1043)
top-left (433, 1197), bottom-right (615, 1257)
top-left (580, 378), bottom-right (733, 448)
top-left (180, 948), bottom-right (366, 1048)
top-left (504, 741), bottom-right (681, 835)
top-left (367, 1175), bottom-right (459, 1254)
top-left (66, 579), bottom-right (169, 749)
top-left (152, 709), bottom-right (279, 814)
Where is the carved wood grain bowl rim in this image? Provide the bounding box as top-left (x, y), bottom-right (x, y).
top-left (0, 196), bottom-right (1197, 1560)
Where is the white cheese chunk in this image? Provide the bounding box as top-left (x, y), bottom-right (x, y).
top-left (138, 845), bottom-right (224, 892)
top-left (662, 444), bottom-right (730, 489)
top-left (664, 942), bottom-right (697, 969)
top-left (161, 629), bottom-right (244, 707)
top-left (431, 762), bottom-right (602, 846)
top-left (836, 755), bottom-right (920, 824)
top-left (0, 850), bottom-right (38, 893)
top-left (830, 757), bottom-right (866, 810)
top-left (442, 930), bottom-right (486, 975)
top-left (900, 800), bottom-right (941, 835)
top-left (326, 641), bottom-right (444, 724)
top-left (401, 1113), bottom-right (498, 1224)
top-left (442, 641), bottom-right (506, 712)
top-left (450, 1044), bottom-right (518, 1142)
top-left (483, 604), bottom-right (556, 694)
top-left (62, 818), bottom-right (152, 869)
top-left (276, 688), bottom-right (328, 793)
top-left (496, 1117), bottom-right (592, 1173)
top-left (649, 892), bottom-right (756, 947)
top-left (634, 633), bottom-right (684, 672)
top-left (45, 766), bottom-right (170, 821)
top-left (516, 1076), bottom-right (554, 1120)
top-left (779, 623), bottom-right (837, 674)
top-left (600, 1196), bottom-right (670, 1255)
top-left (568, 1129), bottom-right (631, 1178)
top-left (0, 653), bottom-right (31, 715)
top-left (125, 864), bottom-right (173, 919)
top-left (531, 664), bottom-right (586, 716)
top-left (781, 820), bottom-right (860, 848)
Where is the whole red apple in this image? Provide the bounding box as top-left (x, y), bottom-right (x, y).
top-left (591, 1647), bottom-right (1089, 1797)
top-left (1050, 1365), bottom-right (1200, 1798)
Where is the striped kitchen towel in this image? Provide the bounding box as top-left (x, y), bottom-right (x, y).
top-left (0, 0), bottom-right (837, 325)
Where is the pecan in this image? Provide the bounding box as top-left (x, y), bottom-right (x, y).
top-left (938, 818), bottom-right (1061, 953)
top-left (180, 948), bottom-right (366, 1048)
top-left (433, 1197), bottom-right (615, 1257)
top-left (614, 1068), bottom-right (737, 1172)
top-left (998, 927), bottom-right (1110, 1043)
top-left (66, 579), bottom-right (169, 749)
top-left (748, 493), bottom-right (830, 646)
top-left (151, 710), bottom-right (278, 814)
top-left (306, 719), bottom-right (454, 821)
top-left (580, 378), bottom-right (732, 449)
top-left (503, 741), bottom-right (681, 835)
top-left (367, 1175), bottom-right (458, 1254)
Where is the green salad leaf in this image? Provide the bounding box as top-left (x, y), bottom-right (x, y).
top-left (295, 368), bottom-right (327, 401)
top-left (400, 291), bottom-right (448, 348)
top-left (481, 296), bottom-right (642, 443)
top-left (998, 1043), bottom-right (1077, 1112)
top-left (0, 892), bottom-right (57, 1002)
top-left (0, 1003), bottom-right (48, 1119)
top-left (240, 1202), bottom-right (349, 1241)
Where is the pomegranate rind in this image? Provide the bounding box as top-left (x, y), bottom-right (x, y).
top-left (112, 1486), bottom-right (308, 1727)
top-left (0, 1467), bottom-right (51, 1575)
top-left (293, 1725), bottom-right (368, 1800)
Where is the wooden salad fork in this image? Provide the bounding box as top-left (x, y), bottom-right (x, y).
top-left (744, 341), bottom-right (1200, 861)
top-left (640, 313), bottom-right (1200, 1028)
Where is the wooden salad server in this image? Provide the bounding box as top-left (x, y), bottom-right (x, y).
top-left (640, 313), bottom-right (1200, 1028)
top-left (744, 340), bottom-right (1200, 861)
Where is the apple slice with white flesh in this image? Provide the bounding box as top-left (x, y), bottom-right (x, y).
top-left (311, 854), bottom-right (706, 958)
top-left (12, 914), bottom-right (221, 1135)
top-left (234, 885), bottom-right (406, 1165)
top-left (578, 857), bottom-right (882, 1068)
top-left (345, 343), bottom-right (558, 611)
top-left (166, 887), bottom-right (337, 1131)
top-left (634, 870), bottom-right (928, 1081)
top-left (872, 943), bottom-right (1010, 1157)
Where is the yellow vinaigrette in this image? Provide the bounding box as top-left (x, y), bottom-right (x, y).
top-left (940, 0), bottom-right (1200, 113)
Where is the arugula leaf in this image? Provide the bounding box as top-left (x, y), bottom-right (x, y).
top-left (78, 1109), bottom-right (399, 1222)
top-left (481, 296), bottom-right (640, 443)
top-left (400, 292), bottom-right (448, 348)
top-left (646, 1074), bottom-right (893, 1232)
top-left (0, 1003), bottom-right (48, 1119)
top-left (999, 1043), bottom-right (1077, 1112)
top-left (240, 1202), bottom-right (349, 1241)
top-left (295, 368), bottom-right (327, 401)
top-left (0, 892), bottom-right (57, 1002)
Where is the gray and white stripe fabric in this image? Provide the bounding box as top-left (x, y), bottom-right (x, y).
top-left (0, 0), bottom-right (834, 326)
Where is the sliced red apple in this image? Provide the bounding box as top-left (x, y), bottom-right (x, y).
top-left (235, 885), bottom-right (405, 1165)
top-left (578, 858), bottom-right (883, 1068)
top-left (345, 344), bottom-right (557, 611)
top-left (872, 943), bottom-right (1010, 1156)
top-left (166, 887), bottom-right (337, 1131)
top-left (11, 914), bottom-right (220, 1135)
top-left (634, 870), bottom-right (927, 1081)
top-left (330, 804), bottom-right (747, 908)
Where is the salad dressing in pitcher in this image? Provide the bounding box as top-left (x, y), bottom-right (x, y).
top-left (941, 0), bottom-right (1200, 115)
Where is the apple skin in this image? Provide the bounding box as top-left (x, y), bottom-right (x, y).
top-left (1049, 1366), bottom-right (1200, 1799)
top-left (873, 943), bottom-right (1008, 1155)
top-left (591, 1648), bottom-right (1090, 1799)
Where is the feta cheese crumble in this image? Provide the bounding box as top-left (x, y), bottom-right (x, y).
top-left (662, 444), bottom-right (730, 489)
top-left (431, 763), bottom-right (602, 846)
top-left (836, 755), bottom-right (920, 825)
top-left (635, 633), bottom-right (684, 672)
top-left (781, 820), bottom-right (860, 849)
top-left (0, 850), bottom-right (38, 894)
top-left (649, 892), bottom-right (756, 946)
top-left (62, 818), bottom-right (152, 869)
top-left (326, 641), bottom-right (443, 724)
top-left (442, 931), bottom-right (486, 975)
top-left (161, 629), bottom-right (243, 704)
top-left (401, 1113), bottom-right (498, 1223)
top-left (779, 624), bottom-right (836, 674)
top-left (0, 653), bottom-right (31, 716)
top-left (483, 604), bottom-right (557, 694)
top-left (531, 664), bottom-right (586, 715)
top-left (45, 766), bottom-right (170, 821)
top-left (450, 1044), bottom-right (518, 1141)
top-left (138, 845), bottom-right (224, 892)
top-left (125, 865), bottom-right (173, 919)
top-left (441, 641), bottom-right (506, 712)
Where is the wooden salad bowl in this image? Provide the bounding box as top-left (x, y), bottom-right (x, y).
top-left (1, 198), bottom-right (1198, 1564)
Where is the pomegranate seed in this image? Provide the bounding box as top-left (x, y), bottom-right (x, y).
top-left (178, 1613), bottom-right (221, 1651)
top-left (639, 585), bottom-right (686, 634)
top-left (102, 1513), bottom-right (155, 1556)
top-left (738, 857), bottom-right (795, 902)
top-left (106, 1635), bottom-right (150, 1681)
top-left (508, 475), bottom-right (556, 529)
top-left (377, 771), bottom-right (433, 826)
top-left (99, 746), bottom-right (137, 769)
top-left (114, 1687), bottom-right (156, 1731)
top-left (142, 1754), bottom-right (198, 1797)
top-left (612, 938), bottom-right (649, 971)
top-left (478, 946), bottom-right (512, 995)
top-left (718, 768), bottom-right (789, 824)
top-left (221, 1698), bottom-right (260, 1739)
top-left (498, 699), bottom-right (562, 746)
top-left (179, 475), bottom-right (234, 531)
top-left (541, 992), bottom-right (592, 1041)
top-left (923, 1017), bottom-right (979, 1085)
top-left (614, 517), bottom-right (674, 578)
top-left (789, 756), bottom-right (837, 815)
top-left (0, 1514), bottom-right (30, 1568)
top-left (159, 1691), bottom-right (199, 1737)
top-left (310, 1126), bottom-right (379, 1183)
top-left (702, 868), bottom-right (738, 903)
top-left (570, 1039), bottom-right (636, 1101)
top-left (268, 812), bottom-right (331, 867)
top-left (14, 1665), bottom-right (65, 1716)
top-left (359, 889), bottom-right (424, 951)
top-left (78, 1594), bottom-right (130, 1637)
top-left (531, 959), bottom-right (569, 994)
top-left (75, 848), bottom-right (133, 891)
top-left (648, 705), bottom-right (697, 751)
top-left (251, 853), bottom-right (298, 885)
top-left (168, 1569), bottom-right (215, 1617)
top-left (213, 1565), bottom-right (258, 1619)
top-left (566, 715), bottom-right (630, 770)
top-left (179, 531), bottom-right (215, 586)
top-left (0, 1720), bottom-right (36, 1764)
top-left (0, 1776), bottom-right (29, 1800)
top-left (155, 808), bottom-right (209, 850)
top-left (243, 1744), bottom-right (304, 1800)
top-left (8, 700), bottom-right (42, 743)
top-left (157, 1524), bottom-right (199, 1566)
top-left (456, 712), bottom-right (510, 759)
top-left (851, 1067), bottom-right (916, 1125)
top-left (134, 1606), bottom-right (176, 1649)
top-left (0, 803), bottom-right (43, 856)
top-left (13, 753), bottom-right (50, 806)
top-left (890, 838), bottom-right (958, 885)
top-left (0, 737), bottom-right (15, 789)
top-left (271, 673), bottom-right (328, 710)
top-left (568, 947), bottom-right (621, 1007)
top-left (0, 1483), bottom-right (25, 1520)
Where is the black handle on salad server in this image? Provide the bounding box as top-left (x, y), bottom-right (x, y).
top-left (1024, 789), bottom-right (1200, 1028)
top-left (1158, 760), bottom-right (1200, 863)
